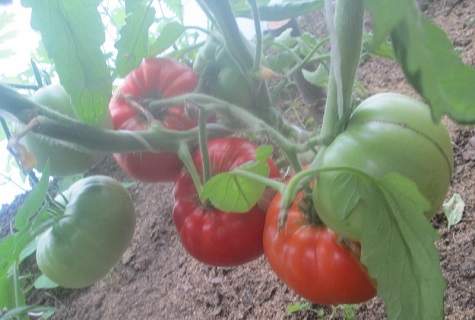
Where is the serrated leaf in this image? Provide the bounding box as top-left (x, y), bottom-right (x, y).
top-left (442, 193), bottom-right (464, 230)
top-left (164, 0), bottom-right (184, 22)
top-left (115, 4), bottom-right (155, 77)
top-left (366, 1), bottom-right (475, 123)
top-left (14, 162), bottom-right (50, 231)
top-left (302, 64), bottom-right (328, 88)
top-left (24, 0), bottom-right (112, 124)
top-left (149, 21), bottom-right (186, 57)
top-left (201, 160), bottom-right (270, 213)
top-left (235, 0), bottom-right (323, 21)
top-left (360, 172), bottom-right (445, 320)
top-left (34, 274), bottom-right (58, 289)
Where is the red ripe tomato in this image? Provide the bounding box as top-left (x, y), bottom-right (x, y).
top-left (263, 190), bottom-right (377, 305)
top-left (173, 137), bottom-right (281, 267)
top-left (109, 57), bottom-right (199, 182)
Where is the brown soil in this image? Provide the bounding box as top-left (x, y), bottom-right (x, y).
top-left (2, 1), bottom-right (475, 319)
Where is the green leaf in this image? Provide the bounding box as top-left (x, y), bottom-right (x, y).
top-left (235, 0), bottom-right (323, 21)
top-left (302, 64), bottom-right (328, 88)
top-left (164, 0), bottom-right (184, 22)
top-left (0, 12), bottom-right (18, 60)
top-left (366, 1), bottom-right (475, 123)
top-left (359, 172), bottom-right (445, 320)
top-left (362, 32), bottom-right (395, 60)
top-left (254, 145), bottom-right (273, 163)
top-left (34, 274), bottom-right (58, 289)
top-left (201, 160), bottom-right (270, 213)
top-left (23, 0), bottom-right (112, 124)
top-left (14, 162), bottom-right (50, 231)
top-left (329, 171), bottom-right (364, 220)
top-left (0, 231), bottom-right (31, 275)
top-left (115, 3), bottom-right (155, 77)
top-left (442, 193), bottom-right (465, 230)
top-left (149, 21), bottom-right (186, 57)
top-left (364, 0), bottom-right (415, 48)
top-left (0, 275), bottom-right (16, 311)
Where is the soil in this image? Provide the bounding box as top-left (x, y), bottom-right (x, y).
top-left (2, 0), bottom-right (475, 319)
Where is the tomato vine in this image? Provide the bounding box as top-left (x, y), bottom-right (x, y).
top-left (0, 0), bottom-right (474, 319)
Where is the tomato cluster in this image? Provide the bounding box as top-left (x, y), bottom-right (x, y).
top-left (28, 52), bottom-right (453, 311)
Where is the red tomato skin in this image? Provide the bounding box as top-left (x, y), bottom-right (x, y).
top-left (264, 191), bottom-right (377, 305)
top-left (109, 58), bottom-right (199, 182)
top-left (173, 137), bottom-right (281, 267)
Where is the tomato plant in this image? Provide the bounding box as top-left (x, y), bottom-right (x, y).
top-left (264, 188), bottom-right (377, 305)
top-left (1, 0), bottom-right (474, 319)
top-left (312, 93), bottom-right (454, 241)
top-left (36, 175), bottom-right (136, 288)
top-left (20, 84), bottom-right (112, 177)
top-left (173, 137), bottom-right (281, 267)
top-left (109, 57), bottom-right (199, 182)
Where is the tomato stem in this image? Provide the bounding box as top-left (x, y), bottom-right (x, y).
top-left (177, 142), bottom-right (203, 195)
top-left (198, 110), bottom-right (211, 184)
top-left (320, 0), bottom-right (365, 142)
top-left (248, 0), bottom-right (263, 71)
top-left (12, 260), bottom-right (22, 312)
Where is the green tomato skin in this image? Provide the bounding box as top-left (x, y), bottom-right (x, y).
top-left (36, 176), bottom-right (136, 288)
top-left (20, 84), bottom-right (113, 177)
top-left (194, 36), bottom-right (255, 110)
top-left (313, 93), bottom-right (454, 241)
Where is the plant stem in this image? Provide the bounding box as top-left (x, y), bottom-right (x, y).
top-left (320, 0), bottom-right (365, 142)
top-left (248, 0), bottom-right (262, 70)
top-left (198, 110), bottom-right (211, 184)
top-left (13, 261), bottom-right (22, 310)
top-left (177, 142), bottom-right (203, 195)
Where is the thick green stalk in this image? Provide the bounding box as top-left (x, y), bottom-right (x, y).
top-left (320, 0), bottom-right (365, 142)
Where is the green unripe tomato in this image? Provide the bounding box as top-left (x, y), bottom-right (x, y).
top-left (193, 36), bottom-right (256, 110)
top-left (20, 84), bottom-right (112, 177)
top-left (209, 68), bottom-right (254, 110)
top-left (36, 175), bottom-right (136, 288)
top-left (313, 93), bottom-right (454, 241)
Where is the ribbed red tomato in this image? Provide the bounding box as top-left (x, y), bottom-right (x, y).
top-left (109, 57), bottom-right (199, 182)
top-left (173, 137), bottom-right (281, 267)
top-left (264, 189), bottom-right (377, 305)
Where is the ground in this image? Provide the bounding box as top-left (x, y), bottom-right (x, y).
top-left (1, 0), bottom-right (474, 319)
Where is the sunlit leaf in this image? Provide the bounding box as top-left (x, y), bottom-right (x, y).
top-left (164, 0), bottom-right (184, 22)
top-left (22, 0), bottom-right (112, 124)
top-left (149, 21), bottom-right (186, 57)
top-left (366, 0), bottom-right (475, 123)
top-left (115, 3), bottom-right (155, 77)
